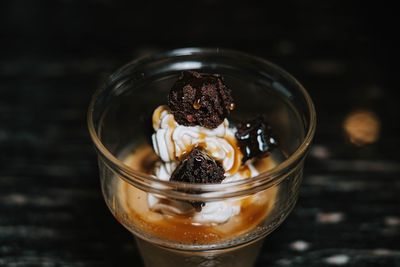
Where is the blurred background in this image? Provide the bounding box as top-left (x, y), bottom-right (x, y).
top-left (1, 1), bottom-right (399, 266)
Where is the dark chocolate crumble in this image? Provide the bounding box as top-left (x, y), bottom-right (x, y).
top-left (168, 71), bottom-right (235, 129)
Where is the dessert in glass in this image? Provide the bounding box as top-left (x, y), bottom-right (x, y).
top-left (87, 48), bottom-right (316, 267)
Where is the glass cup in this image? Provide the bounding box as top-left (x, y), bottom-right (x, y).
top-left (87, 48), bottom-right (316, 267)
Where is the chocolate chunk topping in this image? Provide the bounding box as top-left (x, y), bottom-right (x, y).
top-left (235, 116), bottom-right (278, 162)
top-left (170, 148), bottom-right (225, 184)
top-left (168, 71), bottom-right (235, 129)
top-left (170, 148), bottom-right (225, 211)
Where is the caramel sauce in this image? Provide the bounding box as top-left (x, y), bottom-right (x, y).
top-left (117, 144), bottom-right (278, 245)
top-left (238, 165), bottom-right (251, 178)
top-left (198, 132), bottom-right (206, 141)
top-left (152, 105), bottom-right (169, 130)
top-left (177, 142), bottom-right (208, 161)
top-left (253, 157), bottom-right (276, 173)
top-left (225, 135), bottom-right (243, 175)
top-left (167, 117), bottom-right (176, 129)
top-left (167, 117), bottom-right (176, 160)
top-left (193, 99), bottom-right (202, 110)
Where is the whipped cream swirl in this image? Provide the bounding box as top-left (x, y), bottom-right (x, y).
top-left (149, 105), bottom-right (258, 224)
top-left (149, 161), bottom-right (259, 224)
top-left (152, 105), bottom-right (241, 175)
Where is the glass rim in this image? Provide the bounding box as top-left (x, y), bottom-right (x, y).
top-left (87, 47), bottom-right (316, 198)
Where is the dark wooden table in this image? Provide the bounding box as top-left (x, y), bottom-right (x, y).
top-left (1, 1), bottom-right (399, 266)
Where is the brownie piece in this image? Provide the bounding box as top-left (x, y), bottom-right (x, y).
top-left (168, 71), bottom-right (235, 129)
top-left (170, 148), bottom-right (225, 211)
top-left (170, 148), bottom-right (225, 184)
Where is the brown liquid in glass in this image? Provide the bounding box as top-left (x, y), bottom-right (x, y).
top-left (116, 144), bottom-right (278, 245)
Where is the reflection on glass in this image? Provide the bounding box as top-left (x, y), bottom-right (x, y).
top-left (343, 110), bottom-right (380, 146)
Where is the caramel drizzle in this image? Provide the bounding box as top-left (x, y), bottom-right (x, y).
top-left (238, 165), bottom-right (251, 178)
top-left (167, 116), bottom-right (176, 161)
top-left (177, 142), bottom-right (207, 161)
top-left (193, 99), bottom-right (201, 110)
top-left (224, 134), bottom-right (243, 175)
top-left (198, 132), bottom-right (206, 141)
top-left (152, 105), bottom-right (169, 130)
top-left (175, 133), bottom-right (242, 176)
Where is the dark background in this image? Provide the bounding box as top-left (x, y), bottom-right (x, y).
top-left (1, 1), bottom-right (399, 266)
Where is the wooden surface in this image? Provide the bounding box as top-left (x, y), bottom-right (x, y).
top-left (1, 1), bottom-right (399, 266)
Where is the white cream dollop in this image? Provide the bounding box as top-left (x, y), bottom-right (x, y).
top-left (148, 162), bottom-right (259, 224)
top-left (149, 105), bottom-right (257, 224)
top-left (151, 105), bottom-right (240, 175)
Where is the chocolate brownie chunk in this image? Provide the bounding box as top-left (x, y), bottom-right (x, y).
top-left (170, 148), bottom-right (225, 211)
top-left (168, 71), bottom-right (235, 129)
top-left (235, 116), bottom-right (278, 162)
top-left (170, 148), bottom-right (225, 184)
